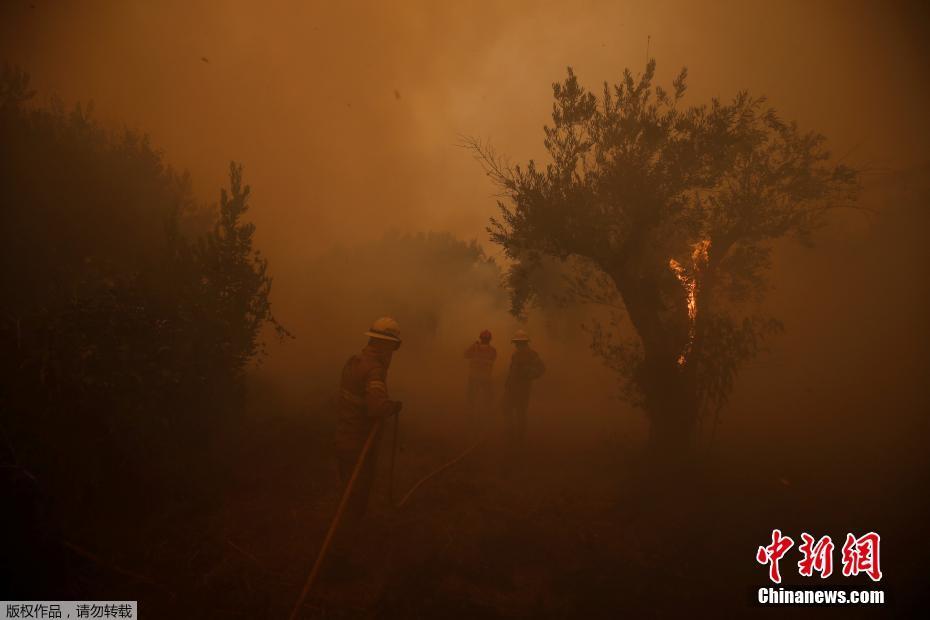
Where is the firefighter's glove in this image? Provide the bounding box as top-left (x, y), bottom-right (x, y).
top-left (373, 400), bottom-right (402, 420)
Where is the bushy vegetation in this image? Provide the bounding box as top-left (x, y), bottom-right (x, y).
top-left (0, 65), bottom-right (284, 521)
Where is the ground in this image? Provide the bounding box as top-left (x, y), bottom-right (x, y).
top-left (18, 393), bottom-right (927, 618)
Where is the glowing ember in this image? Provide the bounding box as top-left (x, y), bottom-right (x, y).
top-left (670, 239), bottom-right (710, 366)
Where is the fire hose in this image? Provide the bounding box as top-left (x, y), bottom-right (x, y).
top-left (394, 435), bottom-right (484, 509)
top-left (287, 418), bottom-right (384, 620)
top-left (288, 414), bottom-right (484, 618)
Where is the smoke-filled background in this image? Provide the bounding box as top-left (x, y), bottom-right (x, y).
top-left (1, 0), bottom-right (928, 617)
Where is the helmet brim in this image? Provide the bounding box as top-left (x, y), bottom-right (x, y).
top-left (365, 330), bottom-right (402, 343)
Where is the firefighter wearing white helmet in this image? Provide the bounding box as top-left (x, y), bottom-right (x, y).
top-left (335, 317), bottom-right (403, 517)
top-left (364, 316), bottom-right (402, 343)
top-left (503, 328), bottom-right (545, 444)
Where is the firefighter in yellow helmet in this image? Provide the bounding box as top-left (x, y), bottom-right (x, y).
top-left (502, 329), bottom-right (545, 444)
top-left (464, 329), bottom-right (496, 415)
top-left (334, 317), bottom-right (403, 517)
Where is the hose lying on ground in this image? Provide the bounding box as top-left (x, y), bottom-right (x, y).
top-left (288, 419), bottom-right (384, 620)
top-left (394, 435), bottom-right (485, 509)
top-left (289, 423), bottom-right (483, 617)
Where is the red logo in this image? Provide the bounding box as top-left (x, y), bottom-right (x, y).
top-left (841, 532), bottom-right (882, 582)
top-left (757, 530), bottom-right (881, 583)
top-left (756, 529), bottom-right (794, 584)
top-left (798, 533), bottom-right (834, 578)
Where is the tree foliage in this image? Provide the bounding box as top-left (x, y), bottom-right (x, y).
top-left (470, 61), bottom-right (858, 447)
top-left (0, 66), bottom-right (284, 508)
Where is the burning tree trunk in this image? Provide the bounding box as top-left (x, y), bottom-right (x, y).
top-left (610, 243), bottom-right (707, 453)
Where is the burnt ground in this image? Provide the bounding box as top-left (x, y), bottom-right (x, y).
top-left (8, 395), bottom-right (928, 619)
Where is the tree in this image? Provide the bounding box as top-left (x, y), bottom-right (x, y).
top-left (0, 65), bottom-right (286, 512)
top-left (189, 162), bottom-right (290, 385)
top-left (469, 61), bottom-right (858, 454)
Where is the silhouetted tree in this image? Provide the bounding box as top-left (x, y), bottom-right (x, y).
top-left (0, 65), bottom-right (285, 514)
top-left (188, 163), bottom-right (289, 385)
top-left (470, 61), bottom-right (858, 454)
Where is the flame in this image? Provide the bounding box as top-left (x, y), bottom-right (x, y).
top-left (670, 239), bottom-right (710, 366)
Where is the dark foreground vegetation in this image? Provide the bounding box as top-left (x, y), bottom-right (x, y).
top-left (0, 65), bottom-right (285, 597)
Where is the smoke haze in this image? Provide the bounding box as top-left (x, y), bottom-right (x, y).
top-left (2, 1), bottom-right (928, 615)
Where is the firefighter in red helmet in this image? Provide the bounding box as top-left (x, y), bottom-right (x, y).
top-left (464, 329), bottom-right (496, 416)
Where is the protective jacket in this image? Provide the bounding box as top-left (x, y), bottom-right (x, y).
top-left (464, 341), bottom-right (497, 379)
top-left (464, 341), bottom-right (496, 414)
top-left (334, 343), bottom-right (397, 517)
top-left (504, 347), bottom-right (545, 394)
top-left (503, 346), bottom-right (545, 443)
top-left (337, 345), bottom-right (397, 438)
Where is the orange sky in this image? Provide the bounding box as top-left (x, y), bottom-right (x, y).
top-left (2, 0), bottom-right (928, 273)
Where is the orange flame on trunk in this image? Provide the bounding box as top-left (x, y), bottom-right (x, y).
top-left (670, 239), bottom-right (710, 366)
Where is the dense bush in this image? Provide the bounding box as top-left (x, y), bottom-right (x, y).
top-left (0, 65), bottom-right (284, 519)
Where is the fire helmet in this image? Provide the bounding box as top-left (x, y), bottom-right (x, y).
top-left (365, 317), bottom-right (401, 343)
top-left (479, 329), bottom-right (492, 342)
top-left (511, 329), bottom-right (530, 342)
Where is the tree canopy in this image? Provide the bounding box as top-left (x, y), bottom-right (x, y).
top-left (470, 61), bottom-right (859, 448)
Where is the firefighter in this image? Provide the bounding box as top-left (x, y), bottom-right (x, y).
top-left (464, 329), bottom-right (496, 415)
top-left (334, 317), bottom-right (403, 518)
top-left (502, 329), bottom-right (545, 444)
